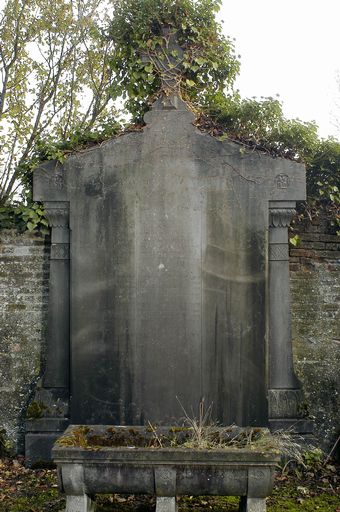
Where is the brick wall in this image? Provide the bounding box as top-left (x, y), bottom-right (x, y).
top-left (290, 215), bottom-right (340, 448)
top-left (0, 230), bottom-right (49, 452)
top-left (290, 215), bottom-right (340, 271)
top-left (0, 221), bottom-right (339, 452)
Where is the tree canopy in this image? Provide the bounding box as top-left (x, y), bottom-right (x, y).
top-left (0, 0), bottom-right (339, 234)
top-left (0, 0), bottom-right (118, 207)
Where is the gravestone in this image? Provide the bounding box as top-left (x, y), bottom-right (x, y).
top-left (25, 29), bottom-right (312, 464)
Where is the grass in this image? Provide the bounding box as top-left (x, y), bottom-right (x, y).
top-left (56, 424), bottom-right (275, 451)
top-left (56, 400), bottom-right (279, 451)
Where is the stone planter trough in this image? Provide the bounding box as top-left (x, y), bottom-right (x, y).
top-left (52, 425), bottom-right (280, 512)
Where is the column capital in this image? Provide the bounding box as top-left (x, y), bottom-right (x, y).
top-left (44, 201), bottom-right (69, 229)
top-left (269, 208), bottom-right (296, 228)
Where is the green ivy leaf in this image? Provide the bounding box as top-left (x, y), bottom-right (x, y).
top-left (27, 221), bottom-right (36, 231)
top-left (195, 57), bottom-right (207, 66)
top-left (289, 235), bottom-right (301, 247)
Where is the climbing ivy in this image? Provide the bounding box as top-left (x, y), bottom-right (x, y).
top-left (0, 121), bottom-right (121, 233)
top-left (0, 203), bottom-right (49, 234)
top-left (108, 0), bottom-right (240, 121)
top-left (198, 94), bottom-right (340, 232)
top-left (106, 0), bottom-right (339, 231)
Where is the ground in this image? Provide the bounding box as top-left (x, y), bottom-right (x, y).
top-left (0, 457), bottom-right (339, 512)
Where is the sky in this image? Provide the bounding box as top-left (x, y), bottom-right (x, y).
top-left (217, 0), bottom-right (340, 139)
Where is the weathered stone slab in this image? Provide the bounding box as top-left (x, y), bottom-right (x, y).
top-left (32, 95), bottom-right (306, 431)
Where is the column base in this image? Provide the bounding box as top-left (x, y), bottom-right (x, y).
top-left (268, 388), bottom-right (306, 418)
top-left (25, 385), bottom-right (69, 466)
top-left (268, 388), bottom-right (314, 435)
top-left (25, 418), bottom-right (69, 466)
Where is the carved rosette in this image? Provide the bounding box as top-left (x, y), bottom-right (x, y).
top-left (269, 208), bottom-right (295, 228)
top-left (50, 244), bottom-right (70, 260)
top-left (54, 171), bottom-right (64, 191)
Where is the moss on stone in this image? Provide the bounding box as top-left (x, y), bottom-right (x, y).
top-left (56, 425), bottom-right (277, 451)
top-left (0, 429), bottom-right (13, 456)
top-left (6, 304), bottom-right (26, 311)
top-left (26, 401), bottom-right (47, 419)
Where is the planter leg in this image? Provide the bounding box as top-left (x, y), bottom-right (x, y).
top-left (239, 496), bottom-right (266, 512)
top-left (156, 497), bottom-right (177, 512)
top-left (65, 494), bottom-right (95, 512)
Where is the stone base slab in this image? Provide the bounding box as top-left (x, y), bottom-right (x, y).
top-left (25, 432), bottom-right (64, 467)
top-left (269, 418), bottom-right (314, 434)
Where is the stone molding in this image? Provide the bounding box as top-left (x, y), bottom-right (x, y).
top-left (269, 208), bottom-right (295, 228)
top-left (44, 201), bottom-right (69, 228)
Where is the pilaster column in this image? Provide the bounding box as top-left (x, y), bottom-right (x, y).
top-left (25, 200), bottom-right (70, 465)
top-left (268, 201), bottom-right (311, 431)
top-left (44, 201), bottom-right (70, 388)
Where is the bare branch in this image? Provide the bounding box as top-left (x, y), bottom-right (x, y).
top-left (0, 133), bottom-right (19, 193)
top-left (1, 0), bottom-right (116, 203)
